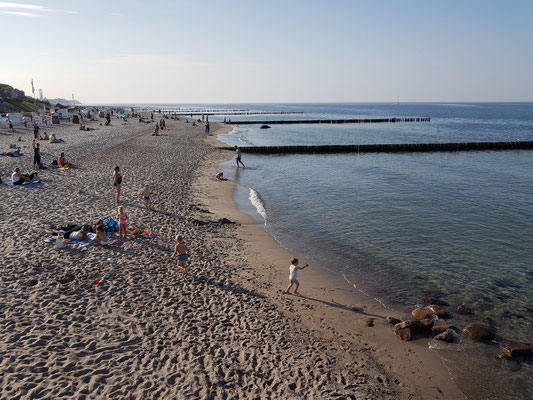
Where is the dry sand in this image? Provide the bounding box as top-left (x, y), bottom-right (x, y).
top-left (0, 117), bottom-right (464, 399)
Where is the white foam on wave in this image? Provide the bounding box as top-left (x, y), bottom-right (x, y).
top-left (249, 188), bottom-right (267, 221)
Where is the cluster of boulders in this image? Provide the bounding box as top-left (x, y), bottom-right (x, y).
top-left (386, 302), bottom-right (532, 361)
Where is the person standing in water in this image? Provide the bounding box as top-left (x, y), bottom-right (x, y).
top-left (113, 166), bottom-right (122, 203)
top-left (235, 145), bottom-right (245, 168)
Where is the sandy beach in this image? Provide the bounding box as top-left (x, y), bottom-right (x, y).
top-left (0, 116), bottom-right (465, 399)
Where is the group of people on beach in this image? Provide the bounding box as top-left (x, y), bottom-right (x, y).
top-left (110, 165), bottom-right (192, 273)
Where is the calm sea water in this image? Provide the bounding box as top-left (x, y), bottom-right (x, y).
top-left (210, 102), bottom-right (533, 400)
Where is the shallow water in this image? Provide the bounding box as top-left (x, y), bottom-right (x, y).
top-left (213, 102), bottom-right (533, 399)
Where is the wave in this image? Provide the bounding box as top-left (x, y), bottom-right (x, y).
top-left (249, 188), bottom-right (267, 221)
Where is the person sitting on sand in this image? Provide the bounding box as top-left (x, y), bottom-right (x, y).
top-left (285, 257), bottom-right (308, 295)
top-left (216, 172), bottom-right (228, 181)
top-left (93, 219), bottom-right (103, 234)
top-left (141, 185), bottom-right (152, 209)
top-left (171, 234), bottom-right (190, 275)
top-left (117, 206), bottom-right (128, 238)
top-left (57, 152), bottom-right (72, 168)
top-left (11, 167), bottom-right (38, 185)
top-left (153, 123), bottom-right (160, 136)
top-left (95, 225), bottom-right (111, 246)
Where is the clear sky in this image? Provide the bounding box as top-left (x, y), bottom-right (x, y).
top-left (1, 0), bottom-right (532, 104)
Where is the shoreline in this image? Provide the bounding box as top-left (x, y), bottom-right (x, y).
top-left (198, 126), bottom-right (467, 399)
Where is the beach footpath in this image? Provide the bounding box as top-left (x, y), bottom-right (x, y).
top-left (0, 117), bottom-right (463, 399)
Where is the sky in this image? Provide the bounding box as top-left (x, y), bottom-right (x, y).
top-left (1, 0), bottom-right (532, 104)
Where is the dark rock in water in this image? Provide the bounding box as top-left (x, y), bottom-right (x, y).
top-left (426, 304), bottom-right (447, 318)
top-left (362, 318), bottom-right (375, 327)
top-left (394, 319), bottom-right (434, 341)
top-left (422, 297), bottom-right (449, 307)
top-left (26, 279), bottom-right (38, 287)
top-left (463, 323), bottom-right (495, 341)
top-left (218, 218), bottom-right (235, 224)
top-left (411, 308), bottom-right (428, 320)
top-left (499, 341), bottom-right (533, 358)
top-left (432, 324), bottom-right (458, 333)
top-left (288, 383), bottom-right (296, 390)
top-left (387, 316), bottom-right (402, 325)
top-left (394, 318), bottom-right (433, 333)
top-left (434, 329), bottom-right (459, 343)
top-left (524, 305), bottom-right (533, 313)
top-left (259, 125), bottom-right (271, 129)
top-left (456, 304), bottom-right (475, 315)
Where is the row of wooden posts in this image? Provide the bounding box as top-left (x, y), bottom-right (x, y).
top-left (229, 117), bottom-right (431, 125)
top-left (220, 141), bottom-right (532, 154)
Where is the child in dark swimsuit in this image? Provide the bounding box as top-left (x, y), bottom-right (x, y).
top-left (113, 166), bottom-right (122, 203)
top-left (171, 234), bottom-right (190, 275)
top-left (141, 185), bottom-right (152, 209)
top-left (33, 141), bottom-right (41, 170)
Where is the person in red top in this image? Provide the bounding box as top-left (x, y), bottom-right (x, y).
top-left (58, 152), bottom-right (70, 168)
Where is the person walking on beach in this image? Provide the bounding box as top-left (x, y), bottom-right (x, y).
top-left (113, 166), bottom-right (122, 203)
top-left (32, 140), bottom-right (41, 170)
top-left (117, 206), bottom-right (128, 238)
top-left (285, 258), bottom-right (308, 295)
top-left (235, 145), bottom-right (245, 168)
top-left (141, 185), bottom-right (152, 209)
top-left (171, 234), bottom-right (190, 275)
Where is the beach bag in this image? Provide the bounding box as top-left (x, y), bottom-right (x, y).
top-left (103, 216), bottom-right (119, 232)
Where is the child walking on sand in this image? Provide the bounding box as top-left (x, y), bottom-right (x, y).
top-left (117, 206), bottom-right (128, 238)
top-left (171, 234), bottom-right (190, 275)
top-left (141, 185), bottom-right (152, 209)
top-left (285, 257), bottom-right (308, 295)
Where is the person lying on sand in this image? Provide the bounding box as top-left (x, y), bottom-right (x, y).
top-left (2, 148), bottom-right (22, 157)
top-left (67, 225), bottom-right (90, 241)
top-left (285, 257), bottom-right (308, 295)
top-left (171, 234), bottom-right (190, 275)
top-left (11, 167), bottom-right (39, 185)
top-left (49, 133), bottom-right (64, 143)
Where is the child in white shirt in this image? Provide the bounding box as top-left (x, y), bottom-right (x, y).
top-left (285, 257), bottom-right (308, 295)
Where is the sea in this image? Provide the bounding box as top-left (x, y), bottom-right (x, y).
top-left (133, 102), bottom-right (533, 399)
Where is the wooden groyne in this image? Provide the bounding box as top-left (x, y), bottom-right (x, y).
top-left (230, 117), bottom-right (430, 125)
top-left (220, 141), bottom-right (533, 154)
top-left (168, 111), bottom-right (304, 116)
